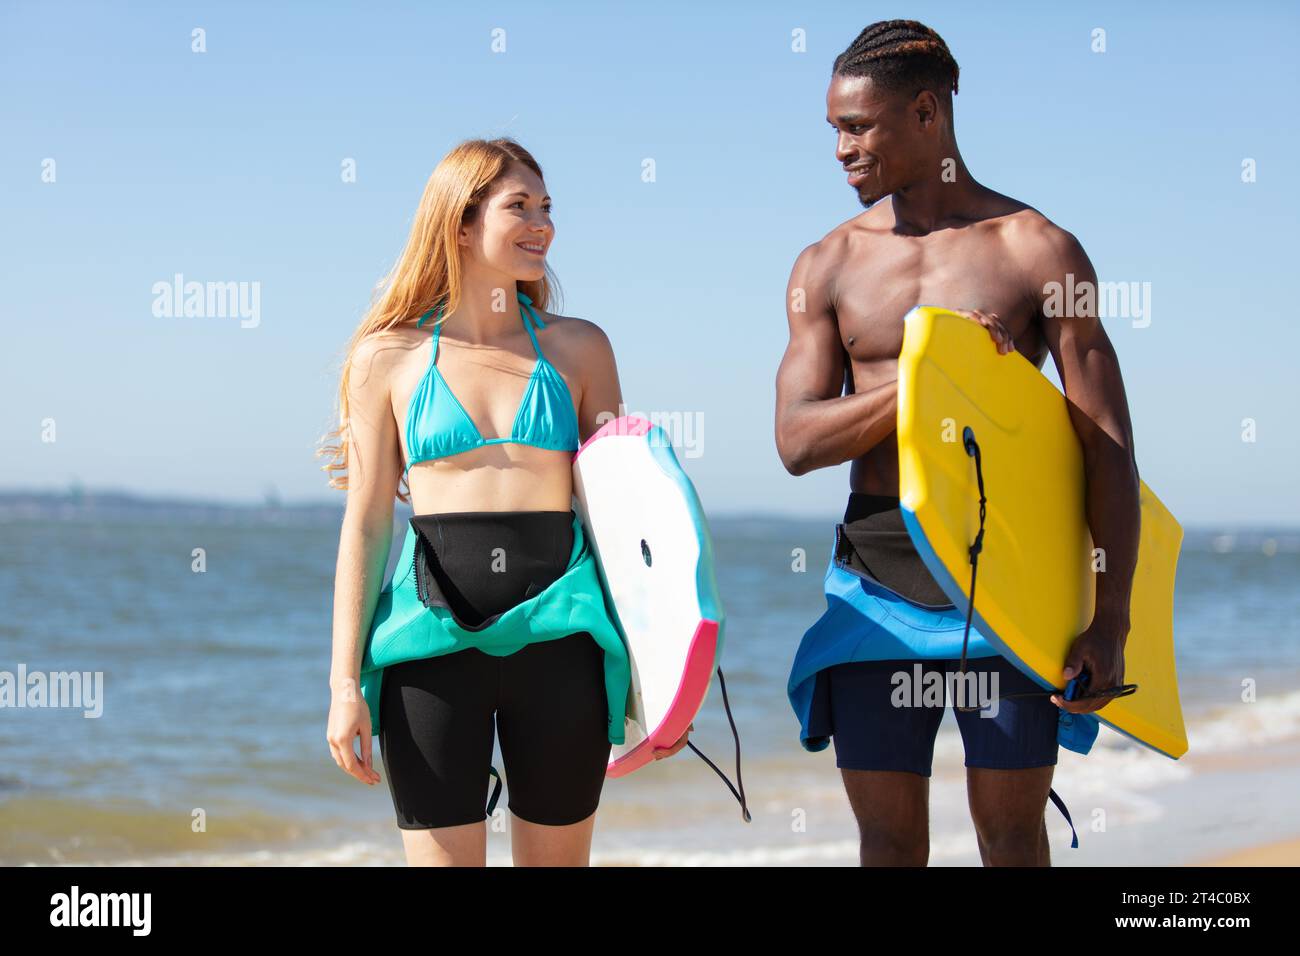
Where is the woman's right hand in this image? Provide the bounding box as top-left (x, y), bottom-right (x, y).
top-left (327, 683), bottom-right (381, 785)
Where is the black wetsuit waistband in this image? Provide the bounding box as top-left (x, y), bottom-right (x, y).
top-left (839, 493), bottom-right (953, 608)
top-left (408, 510), bottom-right (575, 628)
top-left (844, 492), bottom-right (904, 524)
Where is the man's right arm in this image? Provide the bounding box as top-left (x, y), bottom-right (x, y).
top-left (774, 241), bottom-right (898, 475)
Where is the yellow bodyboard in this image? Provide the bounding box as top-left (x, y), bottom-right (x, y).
top-left (896, 306), bottom-right (1187, 758)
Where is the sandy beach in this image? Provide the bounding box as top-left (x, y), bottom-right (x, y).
top-left (1193, 837), bottom-right (1300, 867)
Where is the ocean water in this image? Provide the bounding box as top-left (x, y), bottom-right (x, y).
top-left (1, 508), bottom-right (1298, 866)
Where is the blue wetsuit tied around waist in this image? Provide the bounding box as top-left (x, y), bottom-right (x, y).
top-left (787, 501), bottom-right (1099, 756)
top-left (787, 494), bottom-right (1095, 849)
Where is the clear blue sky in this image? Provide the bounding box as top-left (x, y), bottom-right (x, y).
top-left (3, 1), bottom-right (1297, 524)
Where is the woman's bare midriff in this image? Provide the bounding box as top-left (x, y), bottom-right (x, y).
top-left (405, 447), bottom-right (575, 514)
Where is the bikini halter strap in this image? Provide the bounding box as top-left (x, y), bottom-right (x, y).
top-left (414, 290), bottom-right (544, 360)
top-left (415, 291), bottom-right (543, 333)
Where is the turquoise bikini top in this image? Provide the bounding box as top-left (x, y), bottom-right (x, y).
top-left (405, 290), bottom-right (580, 472)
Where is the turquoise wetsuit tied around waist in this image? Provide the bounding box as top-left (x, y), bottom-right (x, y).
top-left (361, 510), bottom-right (631, 743)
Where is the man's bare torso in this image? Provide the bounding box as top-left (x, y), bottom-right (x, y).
top-left (817, 192), bottom-right (1059, 493)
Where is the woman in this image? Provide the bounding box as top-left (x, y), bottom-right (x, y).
top-left (321, 138), bottom-right (687, 866)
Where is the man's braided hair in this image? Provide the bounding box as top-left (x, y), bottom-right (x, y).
top-left (832, 20), bottom-right (960, 101)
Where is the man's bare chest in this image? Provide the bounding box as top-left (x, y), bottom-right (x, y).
top-left (832, 238), bottom-right (1041, 367)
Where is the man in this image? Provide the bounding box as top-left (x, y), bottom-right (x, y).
top-left (775, 20), bottom-right (1140, 866)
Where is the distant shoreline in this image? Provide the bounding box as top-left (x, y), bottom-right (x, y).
top-left (0, 488), bottom-right (346, 527)
top-left (0, 488), bottom-right (1298, 539)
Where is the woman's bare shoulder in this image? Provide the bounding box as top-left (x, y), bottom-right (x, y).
top-left (348, 323), bottom-right (424, 388)
top-left (536, 309), bottom-right (613, 354)
top-left (534, 311), bottom-right (616, 394)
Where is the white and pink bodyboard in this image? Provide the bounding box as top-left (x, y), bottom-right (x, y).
top-left (572, 416), bottom-right (725, 778)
